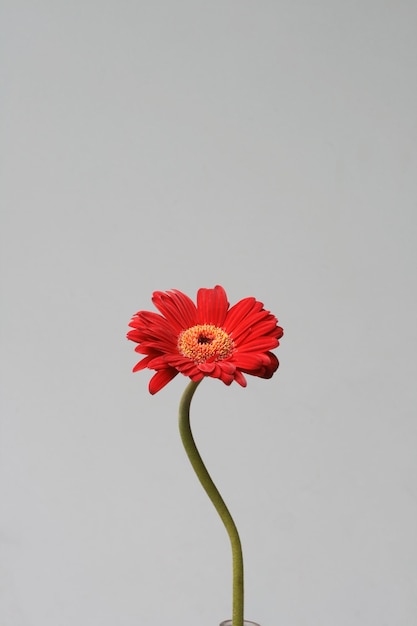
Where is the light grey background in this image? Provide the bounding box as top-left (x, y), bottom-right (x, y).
top-left (1, 2), bottom-right (416, 625)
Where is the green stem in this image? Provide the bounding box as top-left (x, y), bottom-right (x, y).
top-left (178, 380), bottom-right (244, 626)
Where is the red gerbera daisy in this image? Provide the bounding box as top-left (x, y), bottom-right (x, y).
top-left (127, 285), bottom-right (283, 394)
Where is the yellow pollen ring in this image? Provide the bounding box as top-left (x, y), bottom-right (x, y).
top-left (177, 324), bottom-right (234, 363)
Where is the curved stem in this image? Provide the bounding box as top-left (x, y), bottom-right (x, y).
top-left (178, 380), bottom-right (244, 626)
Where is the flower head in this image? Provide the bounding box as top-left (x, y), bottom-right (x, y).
top-left (127, 285), bottom-right (283, 394)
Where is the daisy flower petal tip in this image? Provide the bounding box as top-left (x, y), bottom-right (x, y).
top-left (127, 285), bottom-right (283, 393)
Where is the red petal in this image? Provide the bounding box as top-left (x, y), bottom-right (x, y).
top-left (162, 354), bottom-right (201, 377)
top-left (147, 355), bottom-right (170, 369)
top-left (152, 290), bottom-right (197, 331)
top-left (132, 354), bottom-right (156, 372)
top-left (218, 360), bottom-right (236, 374)
top-left (263, 352), bottom-right (279, 377)
top-left (217, 366), bottom-right (234, 385)
top-left (148, 369), bottom-right (178, 394)
top-left (128, 313), bottom-right (178, 352)
top-left (177, 362), bottom-right (201, 376)
top-left (233, 353), bottom-right (269, 371)
top-left (127, 329), bottom-right (143, 342)
top-left (224, 297), bottom-right (257, 333)
top-left (170, 290), bottom-right (199, 326)
top-left (239, 352), bottom-right (279, 379)
top-left (229, 310), bottom-right (272, 343)
top-left (198, 361), bottom-right (216, 373)
top-left (232, 315), bottom-right (280, 344)
top-left (134, 344), bottom-right (158, 354)
top-left (196, 285), bottom-right (229, 326)
top-left (190, 371), bottom-right (205, 382)
top-left (234, 370), bottom-right (247, 387)
top-left (236, 336), bottom-right (279, 352)
top-left (138, 337), bottom-right (178, 353)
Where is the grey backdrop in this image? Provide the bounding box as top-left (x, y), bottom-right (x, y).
top-left (1, 2), bottom-right (416, 626)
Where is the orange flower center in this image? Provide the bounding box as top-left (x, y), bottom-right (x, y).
top-left (177, 324), bottom-right (234, 363)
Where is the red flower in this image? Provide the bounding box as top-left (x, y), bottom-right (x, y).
top-left (127, 285), bottom-right (283, 394)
